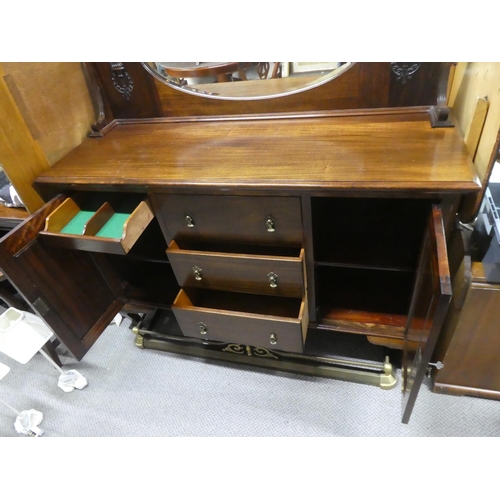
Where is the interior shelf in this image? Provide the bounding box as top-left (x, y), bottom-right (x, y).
top-left (315, 265), bottom-right (414, 337)
top-left (312, 197), bottom-right (429, 271)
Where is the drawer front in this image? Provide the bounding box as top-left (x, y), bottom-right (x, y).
top-left (158, 194), bottom-right (303, 245)
top-left (172, 290), bottom-right (307, 353)
top-left (167, 242), bottom-right (305, 297)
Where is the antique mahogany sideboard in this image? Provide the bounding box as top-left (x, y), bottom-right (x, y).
top-left (0, 63), bottom-right (484, 423)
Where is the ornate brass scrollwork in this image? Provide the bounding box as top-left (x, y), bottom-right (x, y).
top-left (222, 344), bottom-right (278, 359)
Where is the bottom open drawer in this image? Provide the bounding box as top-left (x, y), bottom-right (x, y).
top-left (172, 289), bottom-right (308, 353)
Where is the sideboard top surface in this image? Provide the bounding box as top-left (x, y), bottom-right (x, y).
top-left (35, 111), bottom-right (480, 193)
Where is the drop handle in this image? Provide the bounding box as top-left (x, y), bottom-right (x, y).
top-left (198, 322), bottom-right (207, 335)
top-left (267, 272), bottom-right (278, 288)
top-left (193, 266), bottom-right (203, 281)
top-left (266, 215), bottom-right (275, 232)
top-left (269, 333), bottom-right (277, 345)
top-left (185, 214), bottom-right (195, 227)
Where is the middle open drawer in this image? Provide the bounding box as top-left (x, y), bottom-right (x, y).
top-left (167, 241), bottom-right (305, 298)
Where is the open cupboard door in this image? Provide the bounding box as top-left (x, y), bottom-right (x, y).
top-left (0, 195), bottom-right (125, 360)
top-left (401, 205), bottom-right (452, 423)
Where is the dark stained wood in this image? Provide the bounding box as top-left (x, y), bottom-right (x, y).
top-left (167, 241), bottom-right (304, 297)
top-left (90, 63), bottom-right (442, 119)
top-left (433, 281), bottom-right (500, 399)
top-left (0, 61), bottom-right (483, 423)
top-left (91, 63), bottom-right (162, 120)
top-left (300, 194), bottom-right (317, 323)
top-left (0, 195), bottom-right (124, 360)
top-left (82, 62), bottom-right (114, 135)
top-left (172, 289), bottom-right (306, 354)
top-left (34, 112), bottom-right (479, 194)
top-left (402, 205), bottom-right (452, 423)
top-left (389, 63), bottom-right (443, 107)
top-left (158, 194), bottom-right (303, 246)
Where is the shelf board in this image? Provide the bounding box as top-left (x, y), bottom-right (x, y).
top-left (316, 308), bottom-right (407, 339)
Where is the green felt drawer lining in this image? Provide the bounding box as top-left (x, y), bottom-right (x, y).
top-left (60, 211), bottom-right (95, 235)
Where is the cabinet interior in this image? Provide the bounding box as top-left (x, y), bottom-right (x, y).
top-left (311, 197), bottom-right (431, 337)
top-left (179, 288), bottom-right (303, 318)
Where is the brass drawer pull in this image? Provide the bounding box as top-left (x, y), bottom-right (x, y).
top-left (267, 272), bottom-right (278, 288)
top-left (185, 214), bottom-right (195, 227)
top-left (266, 215), bottom-right (275, 232)
top-left (198, 322), bottom-right (207, 335)
top-left (269, 333), bottom-right (277, 345)
top-left (193, 266), bottom-right (203, 281)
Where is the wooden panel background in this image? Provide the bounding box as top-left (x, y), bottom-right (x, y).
top-left (90, 62), bottom-right (445, 120)
top-left (2, 62), bottom-right (96, 165)
top-left (452, 63), bottom-right (500, 187)
top-left (0, 63), bottom-right (96, 213)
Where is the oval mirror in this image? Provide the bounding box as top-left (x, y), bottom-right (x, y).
top-left (141, 62), bottom-right (356, 100)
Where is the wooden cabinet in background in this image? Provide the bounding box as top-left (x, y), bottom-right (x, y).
top-left (433, 262), bottom-right (500, 399)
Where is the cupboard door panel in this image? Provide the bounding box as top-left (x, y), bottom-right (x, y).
top-left (401, 205), bottom-right (452, 423)
top-left (0, 195), bottom-right (124, 360)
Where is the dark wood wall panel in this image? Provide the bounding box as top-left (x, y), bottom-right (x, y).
top-left (89, 62), bottom-right (446, 121)
top-left (389, 62), bottom-right (442, 107)
top-left (93, 62), bottom-right (163, 119)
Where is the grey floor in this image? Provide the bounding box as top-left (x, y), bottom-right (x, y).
top-left (1, 317), bottom-right (499, 437)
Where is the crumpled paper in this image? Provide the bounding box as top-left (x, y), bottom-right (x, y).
top-left (14, 409), bottom-right (44, 437)
top-left (58, 369), bottom-right (88, 392)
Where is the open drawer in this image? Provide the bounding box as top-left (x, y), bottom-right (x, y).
top-left (172, 288), bottom-right (308, 353)
top-left (38, 194), bottom-right (154, 255)
top-left (167, 241), bottom-right (305, 297)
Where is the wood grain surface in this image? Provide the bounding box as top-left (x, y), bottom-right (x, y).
top-left (35, 111), bottom-right (480, 193)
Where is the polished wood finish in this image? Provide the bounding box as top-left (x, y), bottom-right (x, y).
top-left (39, 197), bottom-right (154, 255)
top-left (0, 195), bottom-right (125, 360)
top-left (34, 112), bottom-right (479, 194)
top-left (88, 63), bottom-right (445, 119)
top-left (157, 194), bottom-right (303, 245)
top-left (388, 63), bottom-right (442, 107)
top-left (43, 197), bottom-right (81, 233)
top-left (402, 205), bottom-right (452, 423)
top-left (0, 61), bottom-right (486, 422)
top-left (172, 289), bottom-right (307, 353)
top-left (433, 275), bottom-right (500, 399)
top-left (167, 241), bottom-right (305, 297)
top-left (92, 63), bottom-right (162, 120)
top-left (432, 230), bottom-right (500, 399)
